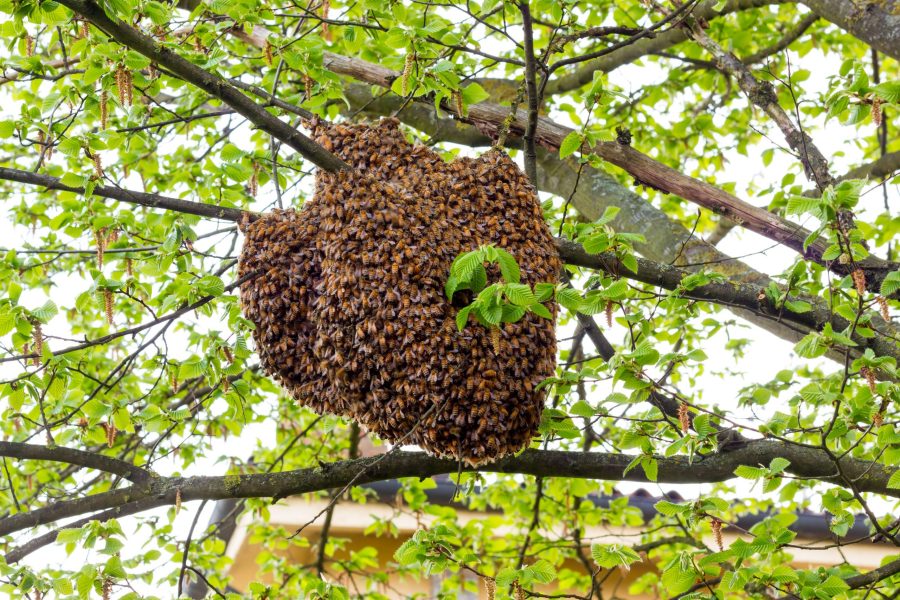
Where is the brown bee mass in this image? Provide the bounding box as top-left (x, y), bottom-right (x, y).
top-left (238, 119), bottom-right (560, 465)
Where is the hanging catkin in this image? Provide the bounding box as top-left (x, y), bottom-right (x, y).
top-left (239, 119), bottom-right (560, 464)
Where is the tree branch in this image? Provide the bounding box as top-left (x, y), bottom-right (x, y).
top-left (543, 0), bottom-right (791, 95)
top-left (2, 164), bottom-right (894, 362)
top-left (0, 442), bottom-right (151, 483)
top-left (2, 440), bottom-right (897, 562)
top-left (518, 0), bottom-right (540, 184)
top-left (0, 167), bottom-right (249, 222)
top-left (798, 0), bottom-right (900, 60)
top-left (685, 17), bottom-right (833, 191)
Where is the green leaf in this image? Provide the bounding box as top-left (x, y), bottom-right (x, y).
top-left (872, 81), bottom-right (900, 103)
top-left (794, 333), bottom-right (827, 358)
top-left (30, 299), bottom-right (58, 323)
top-left (661, 565), bottom-right (696, 595)
top-left (56, 527), bottom-right (84, 545)
top-left (197, 275), bottom-right (225, 297)
top-left (559, 131), bottom-right (583, 159)
top-left (500, 304), bottom-right (525, 323)
top-left (495, 247), bottom-right (520, 283)
top-left (451, 249), bottom-right (483, 280)
top-left (654, 500), bottom-right (690, 516)
top-left (495, 567), bottom-right (518, 587)
top-left (597, 206), bottom-right (620, 225)
top-left (591, 543), bottom-right (641, 570)
top-left (0, 120), bottom-right (15, 138)
top-left (103, 555), bottom-right (127, 579)
top-left (530, 302), bottom-right (552, 319)
top-left (460, 83), bottom-right (490, 105)
top-left (393, 538), bottom-right (420, 565)
top-left (887, 470), bottom-right (900, 490)
top-left (881, 270), bottom-right (900, 296)
top-left (734, 465), bottom-right (766, 479)
top-left (784, 300), bottom-right (811, 314)
top-left (769, 457), bottom-right (790, 474)
top-left (817, 575), bottom-right (849, 596)
top-left (0, 309), bottom-right (16, 336)
top-left (570, 400), bottom-right (595, 417)
top-left (556, 287), bottom-right (582, 312)
top-left (504, 283), bottom-right (535, 306)
top-left (582, 231), bottom-right (612, 254)
top-left (525, 559), bottom-right (556, 584)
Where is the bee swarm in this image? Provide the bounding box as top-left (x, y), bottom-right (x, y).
top-left (239, 119), bottom-right (560, 465)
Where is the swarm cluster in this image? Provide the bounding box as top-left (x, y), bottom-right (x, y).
top-left (239, 119), bottom-right (560, 464)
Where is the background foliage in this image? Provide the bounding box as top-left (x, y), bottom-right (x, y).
top-left (0, 0), bottom-right (898, 597)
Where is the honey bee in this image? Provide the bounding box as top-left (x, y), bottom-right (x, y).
top-left (239, 119), bottom-right (560, 463)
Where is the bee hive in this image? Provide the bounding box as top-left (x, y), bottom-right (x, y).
top-left (239, 119), bottom-right (560, 464)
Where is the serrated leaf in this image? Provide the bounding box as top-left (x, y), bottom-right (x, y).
top-left (530, 302), bottom-right (552, 319)
top-left (103, 555), bottom-right (127, 579)
top-left (570, 400), bottom-right (595, 417)
top-left (734, 465), bottom-right (766, 479)
top-left (460, 83), bottom-right (489, 105)
top-left (661, 565), bottom-right (696, 595)
top-left (31, 299), bottom-right (58, 323)
top-left (794, 332), bottom-right (827, 358)
top-left (559, 131), bottom-right (583, 159)
top-left (591, 543), bottom-right (641, 570)
top-left (456, 304), bottom-right (473, 331)
top-left (784, 300), bottom-right (812, 313)
top-left (769, 457), bottom-right (790, 474)
top-left (504, 283), bottom-right (535, 307)
top-left (887, 470), bottom-right (900, 490)
top-left (495, 248), bottom-right (520, 283)
top-left (452, 249), bottom-right (482, 281)
top-left (873, 81), bottom-right (900, 103)
top-left (556, 287), bottom-right (583, 312)
top-left (525, 559), bottom-right (556, 583)
top-left (881, 270), bottom-right (900, 296)
top-left (197, 275), bottom-right (225, 297)
top-left (654, 500), bottom-right (690, 516)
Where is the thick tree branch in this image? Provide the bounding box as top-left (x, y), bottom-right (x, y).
top-left (0, 441), bottom-right (153, 483)
top-left (0, 442), bottom-right (151, 483)
top-left (55, 0), bottom-right (348, 172)
top-left (561, 239), bottom-right (900, 362)
top-left (836, 150), bottom-right (900, 186)
top-left (518, 0), bottom-right (540, 184)
top-left (1, 440), bottom-right (897, 559)
top-left (3, 166), bottom-right (894, 363)
top-left (798, 0), bottom-right (900, 60)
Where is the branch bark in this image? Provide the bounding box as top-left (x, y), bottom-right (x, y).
top-left (5, 165), bottom-right (892, 362)
top-left (2, 440), bottom-right (897, 562)
top-left (0, 441), bottom-right (151, 483)
top-left (686, 20), bottom-right (833, 191)
top-left (0, 167), bottom-right (249, 222)
top-left (798, 0), bottom-right (900, 60)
